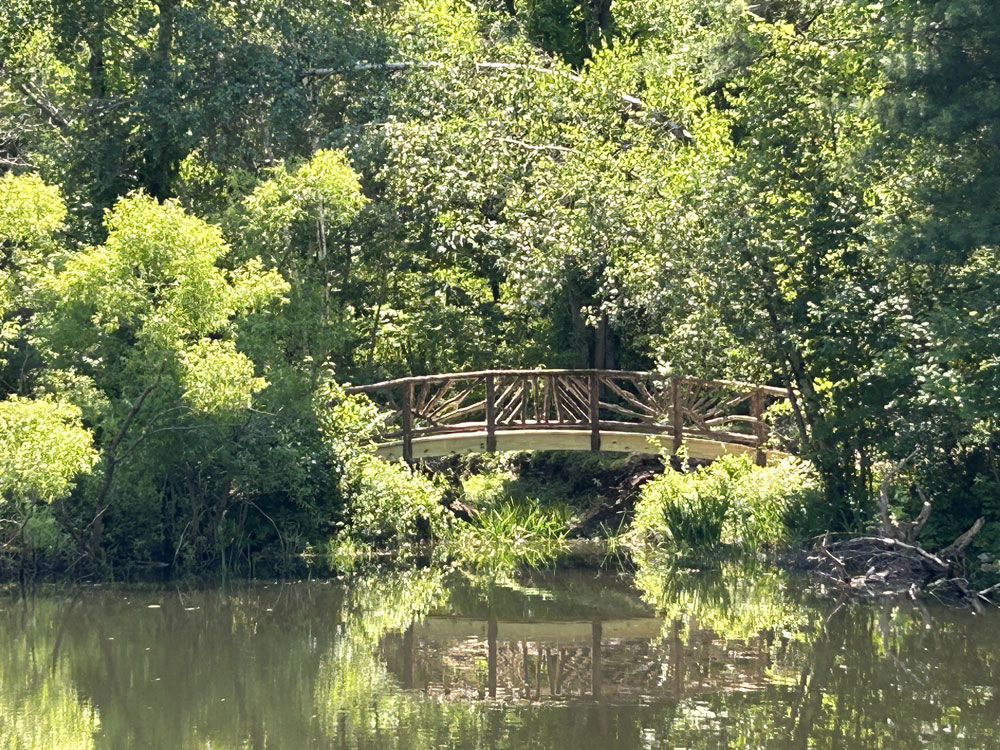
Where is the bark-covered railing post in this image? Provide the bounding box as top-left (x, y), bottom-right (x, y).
top-left (751, 387), bottom-right (766, 466)
top-left (402, 380), bottom-right (414, 463)
top-left (485, 373), bottom-right (497, 452)
top-left (589, 372), bottom-right (601, 452)
top-left (671, 378), bottom-right (682, 454)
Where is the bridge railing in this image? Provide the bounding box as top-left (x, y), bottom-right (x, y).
top-left (343, 370), bottom-right (790, 463)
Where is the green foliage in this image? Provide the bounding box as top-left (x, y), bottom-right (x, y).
top-left (179, 338), bottom-right (268, 416)
top-left (315, 378), bottom-right (453, 564)
top-left (0, 173), bottom-right (66, 381)
top-left (460, 469), bottom-right (512, 507)
top-left (0, 395), bottom-right (96, 506)
top-left (631, 455), bottom-right (821, 554)
top-left (452, 499), bottom-right (569, 572)
top-left (725, 457), bottom-right (825, 548)
top-left (0, 172), bottom-right (65, 246)
top-left (242, 149), bottom-right (365, 255)
top-left (333, 454), bottom-right (452, 556)
top-left (633, 462), bottom-right (731, 551)
top-left (48, 193), bottom-right (287, 353)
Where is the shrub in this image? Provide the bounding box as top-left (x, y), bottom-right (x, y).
top-left (315, 377), bottom-right (454, 565)
top-left (460, 470), bottom-right (512, 507)
top-left (630, 454), bottom-right (821, 554)
top-left (632, 463), bottom-right (731, 550)
top-left (333, 453), bottom-right (452, 553)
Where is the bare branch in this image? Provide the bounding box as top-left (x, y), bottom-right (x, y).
top-left (299, 61), bottom-right (445, 78)
top-left (15, 80), bottom-right (73, 133)
top-left (939, 517), bottom-right (984, 560)
top-left (979, 581), bottom-right (1000, 600)
top-left (495, 136), bottom-right (574, 153)
top-left (907, 486), bottom-right (933, 542)
top-left (819, 533), bottom-right (849, 582)
top-left (877, 448), bottom-right (918, 538)
top-left (0, 155), bottom-right (34, 169)
top-left (840, 536), bottom-right (949, 571)
top-left (88, 97), bottom-right (134, 117)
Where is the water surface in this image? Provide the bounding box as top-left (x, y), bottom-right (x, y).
top-left (1, 566), bottom-right (997, 749)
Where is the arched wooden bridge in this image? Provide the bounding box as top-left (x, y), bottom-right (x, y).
top-left (344, 370), bottom-right (790, 464)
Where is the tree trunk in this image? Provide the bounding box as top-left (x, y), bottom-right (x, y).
top-left (566, 281), bottom-right (590, 369)
top-left (141, 0), bottom-right (178, 198)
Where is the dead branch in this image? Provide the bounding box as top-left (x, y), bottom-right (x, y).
top-left (899, 486), bottom-right (933, 543)
top-left (939, 517), bottom-right (984, 559)
top-left (4, 73), bottom-right (74, 133)
top-left (819, 533), bottom-right (848, 582)
top-left (803, 504), bottom-right (993, 611)
top-left (877, 448), bottom-right (918, 537)
top-left (495, 136), bottom-right (575, 153)
top-left (978, 581), bottom-right (1000, 599)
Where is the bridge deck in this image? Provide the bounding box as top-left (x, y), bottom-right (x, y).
top-left (373, 428), bottom-right (787, 462)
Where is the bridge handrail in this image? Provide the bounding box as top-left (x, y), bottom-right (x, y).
top-left (344, 369), bottom-right (790, 398)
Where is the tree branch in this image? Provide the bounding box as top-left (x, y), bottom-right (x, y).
top-left (877, 448), bottom-right (918, 537)
top-left (14, 79), bottom-right (73, 133)
top-left (495, 136), bottom-right (575, 153)
top-left (939, 517), bottom-right (984, 560)
top-left (903, 485), bottom-right (933, 542)
top-left (87, 368), bottom-right (165, 556)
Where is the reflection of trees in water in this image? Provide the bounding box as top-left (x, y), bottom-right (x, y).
top-left (1, 572), bottom-right (999, 749)
top-left (1, 583), bottom-right (348, 750)
top-left (633, 556), bottom-right (809, 641)
top-left (319, 568), bottom-right (1000, 749)
top-left (0, 595), bottom-right (98, 750)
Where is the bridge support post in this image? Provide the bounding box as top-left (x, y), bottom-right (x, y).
top-left (671, 379), bottom-right (682, 455)
top-left (485, 373), bottom-right (497, 452)
top-left (402, 381), bottom-right (414, 463)
top-left (751, 388), bottom-right (766, 466)
top-left (589, 373), bottom-right (601, 452)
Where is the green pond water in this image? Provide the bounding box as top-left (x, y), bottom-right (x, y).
top-left (1, 565), bottom-right (997, 749)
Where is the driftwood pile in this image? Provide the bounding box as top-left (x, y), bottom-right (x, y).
top-left (805, 453), bottom-right (1000, 612)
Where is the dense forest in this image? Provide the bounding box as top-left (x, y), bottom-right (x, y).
top-left (1, 0), bottom-right (998, 576)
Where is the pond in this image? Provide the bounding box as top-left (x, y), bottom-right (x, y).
top-left (1, 565), bottom-right (998, 749)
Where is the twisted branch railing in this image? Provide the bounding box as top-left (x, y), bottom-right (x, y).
top-left (343, 370), bottom-right (789, 463)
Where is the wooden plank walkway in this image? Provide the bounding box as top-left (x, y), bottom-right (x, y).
top-left (343, 369), bottom-right (790, 464)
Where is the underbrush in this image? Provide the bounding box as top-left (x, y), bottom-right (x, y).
top-left (317, 384), bottom-right (572, 573)
top-left (628, 454), bottom-right (822, 558)
top-left (449, 463), bottom-right (570, 572)
top-left (316, 380), bottom-right (454, 570)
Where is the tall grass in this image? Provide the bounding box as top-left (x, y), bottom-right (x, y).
top-left (452, 499), bottom-right (569, 572)
top-left (629, 454), bottom-right (821, 556)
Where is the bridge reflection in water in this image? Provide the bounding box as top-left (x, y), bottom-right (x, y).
top-left (379, 613), bottom-right (778, 703)
top-left (344, 369), bottom-right (790, 464)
